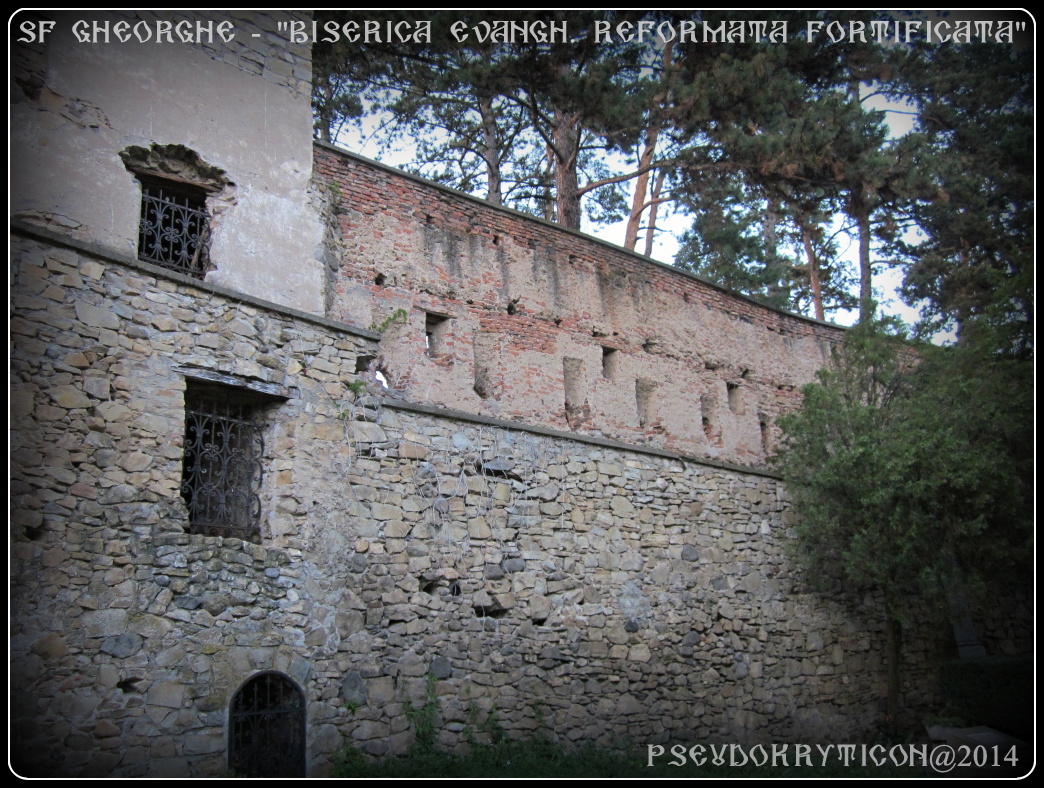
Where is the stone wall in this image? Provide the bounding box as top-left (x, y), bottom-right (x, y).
top-left (10, 229), bottom-right (376, 775)
top-left (315, 144), bottom-right (846, 470)
top-left (11, 226), bottom-right (960, 777)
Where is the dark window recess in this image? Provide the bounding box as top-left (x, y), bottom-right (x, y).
top-left (228, 672), bottom-right (306, 778)
top-left (137, 177), bottom-right (210, 277)
top-left (425, 312), bottom-right (450, 356)
top-left (601, 347), bottom-right (618, 380)
top-left (181, 381), bottom-right (269, 542)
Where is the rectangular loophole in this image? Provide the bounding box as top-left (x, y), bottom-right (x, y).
top-left (601, 347), bottom-right (618, 380)
top-left (563, 357), bottom-right (583, 409)
top-left (727, 382), bottom-right (744, 415)
top-left (425, 312), bottom-right (450, 357)
top-left (702, 394), bottom-right (721, 445)
top-left (636, 378), bottom-right (656, 428)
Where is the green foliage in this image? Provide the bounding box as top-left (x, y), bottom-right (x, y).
top-left (775, 319), bottom-right (1031, 727)
top-left (775, 320), bottom-right (1032, 619)
top-left (368, 307), bottom-right (408, 333)
top-left (889, 43), bottom-right (1033, 347)
top-left (404, 674), bottom-right (439, 752)
top-left (346, 379), bottom-right (368, 396)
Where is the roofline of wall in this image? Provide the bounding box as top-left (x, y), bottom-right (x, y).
top-left (314, 140), bottom-right (846, 335)
top-left (379, 397), bottom-right (784, 480)
top-left (10, 220), bottom-right (382, 342)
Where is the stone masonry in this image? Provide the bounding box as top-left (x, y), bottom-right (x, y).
top-left (10, 228), bottom-right (961, 775)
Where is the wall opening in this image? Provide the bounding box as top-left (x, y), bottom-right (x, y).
top-left (563, 357), bottom-right (583, 409)
top-left (120, 143), bottom-right (232, 279)
top-left (135, 176), bottom-right (211, 277)
top-left (181, 379), bottom-right (280, 543)
top-left (601, 347), bottom-right (619, 380)
top-left (563, 357), bottom-right (587, 430)
top-left (636, 378), bottom-right (656, 428)
top-left (702, 394), bottom-right (721, 445)
top-left (424, 312), bottom-right (450, 357)
top-left (473, 334), bottom-right (497, 400)
top-left (228, 672), bottom-right (306, 777)
top-left (727, 382), bottom-right (744, 415)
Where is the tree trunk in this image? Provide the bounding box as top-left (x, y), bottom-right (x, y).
top-left (802, 225), bottom-right (825, 321)
top-left (851, 195), bottom-right (873, 323)
top-left (763, 198), bottom-right (788, 305)
top-left (542, 144), bottom-right (556, 222)
top-left (627, 42), bottom-right (673, 251)
top-left (551, 109), bottom-right (582, 229)
top-left (478, 94), bottom-right (502, 206)
top-left (317, 76), bottom-right (333, 143)
top-left (624, 128), bottom-right (658, 250)
top-left (643, 170), bottom-right (666, 257)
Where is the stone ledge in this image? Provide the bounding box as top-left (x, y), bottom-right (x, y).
top-left (10, 220), bottom-right (381, 343)
top-left (378, 397), bottom-right (783, 480)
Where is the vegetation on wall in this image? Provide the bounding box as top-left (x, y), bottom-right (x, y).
top-left (773, 318), bottom-right (1033, 729)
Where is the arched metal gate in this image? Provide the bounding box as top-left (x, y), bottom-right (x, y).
top-left (228, 672), bottom-right (306, 777)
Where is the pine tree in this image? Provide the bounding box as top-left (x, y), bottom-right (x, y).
top-left (889, 41), bottom-right (1032, 348)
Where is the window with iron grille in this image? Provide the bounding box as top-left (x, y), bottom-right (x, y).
top-left (181, 381), bottom-right (269, 542)
top-left (137, 177), bottom-right (211, 278)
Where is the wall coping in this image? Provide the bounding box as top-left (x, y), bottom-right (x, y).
top-left (379, 397), bottom-right (784, 480)
top-left (10, 220), bottom-right (381, 342)
top-left (314, 140), bottom-right (847, 336)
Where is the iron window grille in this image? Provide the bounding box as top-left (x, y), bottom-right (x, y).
top-left (181, 382), bottom-right (267, 542)
top-left (137, 177), bottom-right (210, 277)
top-left (229, 672), bottom-right (306, 777)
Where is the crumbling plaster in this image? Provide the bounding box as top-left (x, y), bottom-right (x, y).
top-left (316, 146), bottom-right (843, 469)
top-left (11, 10), bottom-right (326, 315)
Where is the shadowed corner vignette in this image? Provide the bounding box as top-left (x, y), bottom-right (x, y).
top-left (9, 9), bottom-right (1033, 779)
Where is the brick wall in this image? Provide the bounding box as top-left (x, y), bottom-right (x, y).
top-left (315, 144), bottom-right (845, 470)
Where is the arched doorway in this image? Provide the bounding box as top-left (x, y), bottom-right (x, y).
top-left (228, 671), bottom-right (306, 777)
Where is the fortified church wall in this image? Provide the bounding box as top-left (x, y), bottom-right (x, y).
top-left (316, 146), bottom-right (842, 470)
top-left (11, 11), bottom-right (1006, 778)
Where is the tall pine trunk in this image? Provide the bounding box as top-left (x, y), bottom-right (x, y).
top-left (625, 41), bottom-right (673, 250)
top-left (802, 225), bottom-right (825, 321)
top-left (624, 128), bottom-right (658, 250)
top-left (851, 194), bottom-right (873, 323)
top-left (551, 109), bottom-right (582, 229)
top-left (478, 94), bottom-right (502, 206)
top-left (643, 170), bottom-right (666, 257)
